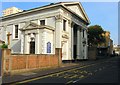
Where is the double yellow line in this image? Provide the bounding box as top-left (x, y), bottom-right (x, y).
top-left (12, 60), bottom-right (108, 84)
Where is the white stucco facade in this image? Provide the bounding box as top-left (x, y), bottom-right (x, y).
top-left (0, 2), bottom-right (90, 60)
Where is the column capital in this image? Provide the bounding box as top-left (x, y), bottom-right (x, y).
top-left (77, 26), bottom-right (83, 32)
top-left (3, 25), bottom-right (7, 31)
top-left (55, 14), bottom-right (63, 22)
top-left (68, 20), bottom-right (72, 26)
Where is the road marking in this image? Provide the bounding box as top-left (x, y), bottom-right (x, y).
top-left (72, 75), bottom-right (90, 84)
top-left (79, 75), bottom-right (85, 78)
top-left (79, 70), bottom-right (88, 74)
top-left (58, 73), bottom-right (69, 78)
top-left (72, 79), bottom-right (80, 83)
top-left (83, 71), bottom-right (88, 74)
top-left (14, 75), bottom-right (52, 84)
top-left (14, 60), bottom-right (110, 84)
top-left (66, 74), bottom-right (89, 84)
top-left (64, 74), bottom-right (74, 78)
top-left (66, 80), bottom-right (73, 84)
top-left (69, 75), bottom-right (78, 79)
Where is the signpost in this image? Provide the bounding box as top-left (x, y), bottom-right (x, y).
top-left (47, 42), bottom-right (51, 53)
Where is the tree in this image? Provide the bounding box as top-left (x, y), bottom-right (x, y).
top-left (0, 43), bottom-right (8, 48)
top-left (88, 25), bottom-right (106, 46)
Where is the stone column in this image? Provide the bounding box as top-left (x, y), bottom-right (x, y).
top-left (35, 31), bottom-right (40, 54)
top-left (24, 34), bottom-right (29, 54)
top-left (84, 29), bottom-right (88, 59)
top-left (80, 29), bottom-right (83, 59)
top-left (21, 32), bottom-right (24, 54)
top-left (77, 26), bottom-right (81, 59)
top-left (55, 15), bottom-right (62, 48)
top-left (71, 24), bottom-right (74, 60)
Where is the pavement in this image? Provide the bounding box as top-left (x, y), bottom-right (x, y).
top-left (2, 56), bottom-right (117, 84)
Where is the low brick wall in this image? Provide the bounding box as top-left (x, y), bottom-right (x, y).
top-left (1, 48), bottom-right (62, 76)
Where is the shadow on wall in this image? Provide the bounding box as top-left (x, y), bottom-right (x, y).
top-left (11, 40), bottom-right (21, 53)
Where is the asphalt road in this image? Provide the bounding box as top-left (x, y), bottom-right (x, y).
top-left (16, 56), bottom-right (120, 84)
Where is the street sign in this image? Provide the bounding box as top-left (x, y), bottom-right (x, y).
top-left (47, 42), bottom-right (51, 53)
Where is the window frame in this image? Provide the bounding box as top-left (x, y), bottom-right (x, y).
top-left (13, 24), bottom-right (19, 39)
top-left (15, 25), bottom-right (19, 38)
top-left (83, 30), bottom-right (84, 38)
top-left (40, 20), bottom-right (45, 26)
top-left (63, 19), bottom-right (66, 31)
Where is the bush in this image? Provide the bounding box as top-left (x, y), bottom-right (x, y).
top-left (1, 43), bottom-right (8, 48)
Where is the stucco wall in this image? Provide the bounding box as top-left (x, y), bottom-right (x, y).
top-left (43, 29), bottom-right (54, 54)
top-left (0, 7), bottom-right (59, 54)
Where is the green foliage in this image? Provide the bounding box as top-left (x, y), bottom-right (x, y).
top-left (0, 43), bottom-right (8, 48)
top-left (88, 25), bottom-right (106, 46)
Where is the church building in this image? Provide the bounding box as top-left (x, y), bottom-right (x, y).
top-left (0, 2), bottom-right (90, 60)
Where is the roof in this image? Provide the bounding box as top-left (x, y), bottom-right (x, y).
top-left (1, 2), bottom-right (90, 24)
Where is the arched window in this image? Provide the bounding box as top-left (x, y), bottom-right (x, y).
top-left (47, 42), bottom-right (51, 53)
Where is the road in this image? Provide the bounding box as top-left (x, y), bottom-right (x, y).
top-left (16, 56), bottom-right (120, 84)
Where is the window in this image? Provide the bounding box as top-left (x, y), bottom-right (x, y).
top-left (83, 30), bottom-right (84, 38)
top-left (15, 25), bottom-right (18, 38)
top-left (40, 20), bottom-right (45, 25)
top-left (63, 20), bottom-right (66, 31)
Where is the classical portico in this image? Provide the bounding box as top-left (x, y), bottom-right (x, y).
top-left (71, 23), bottom-right (88, 60)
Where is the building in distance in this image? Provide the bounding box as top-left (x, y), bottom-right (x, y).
top-left (3, 7), bottom-right (23, 16)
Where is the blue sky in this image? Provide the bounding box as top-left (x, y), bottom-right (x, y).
top-left (0, 1), bottom-right (118, 45)
top-left (82, 2), bottom-right (118, 45)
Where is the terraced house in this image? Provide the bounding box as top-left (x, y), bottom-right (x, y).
top-left (0, 2), bottom-right (90, 61)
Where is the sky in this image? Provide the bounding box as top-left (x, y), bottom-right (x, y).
top-left (82, 2), bottom-right (118, 45)
top-left (0, 1), bottom-right (119, 45)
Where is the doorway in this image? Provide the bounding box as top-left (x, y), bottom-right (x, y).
top-left (30, 41), bottom-right (35, 54)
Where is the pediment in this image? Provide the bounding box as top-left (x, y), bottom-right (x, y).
top-left (20, 22), bottom-right (54, 31)
top-left (63, 2), bottom-right (90, 24)
top-left (25, 22), bottom-right (39, 29)
top-left (21, 22), bottom-right (39, 30)
top-left (66, 5), bottom-right (86, 20)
